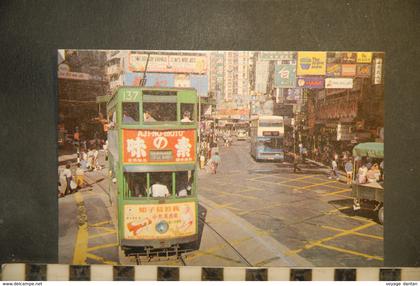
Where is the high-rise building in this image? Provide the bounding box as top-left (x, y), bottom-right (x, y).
top-left (223, 51), bottom-right (250, 109)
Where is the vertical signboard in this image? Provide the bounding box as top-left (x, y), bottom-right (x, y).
top-left (373, 58), bottom-right (383, 84)
top-left (274, 64), bottom-right (296, 88)
top-left (297, 52), bottom-right (327, 75)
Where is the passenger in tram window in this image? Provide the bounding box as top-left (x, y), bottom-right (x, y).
top-left (181, 111), bottom-right (192, 123)
top-left (176, 171), bottom-right (192, 197)
top-left (149, 173), bottom-right (171, 197)
top-left (123, 111), bottom-right (136, 123)
top-left (143, 110), bottom-right (157, 122)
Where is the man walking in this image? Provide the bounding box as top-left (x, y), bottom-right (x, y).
top-left (293, 153), bottom-right (302, 173)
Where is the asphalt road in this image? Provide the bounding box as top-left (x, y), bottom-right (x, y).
top-left (59, 140), bottom-right (383, 267)
top-left (198, 139), bottom-right (383, 267)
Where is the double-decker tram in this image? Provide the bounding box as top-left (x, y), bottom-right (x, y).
top-left (106, 86), bottom-right (198, 257)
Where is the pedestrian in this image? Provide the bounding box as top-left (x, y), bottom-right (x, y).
top-left (209, 152), bottom-right (221, 174)
top-left (200, 152), bottom-right (206, 169)
top-left (344, 159), bottom-right (353, 185)
top-left (61, 163), bottom-right (73, 195)
top-left (75, 163), bottom-right (85, 189)
top-left (293, 154), bottom-right (302, 173)
top-left (329, 158), bottom-right (339, 180)
top-left (87, 148), bottom-right (94, 171)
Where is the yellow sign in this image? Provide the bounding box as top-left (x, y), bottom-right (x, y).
top-left (297, 52), bottom-right (326, 75)
top-left (124, 202), bottom-right (196, 240)
top-left (357, 52), bottom-right (372, 63)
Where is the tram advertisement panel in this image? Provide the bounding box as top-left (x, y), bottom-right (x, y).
top-left (122, 129), bottom-right (195, 164)
top-left (124, 202), bottom-right (196, 240)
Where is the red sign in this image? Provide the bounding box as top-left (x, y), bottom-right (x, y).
top-left (297, 77), bottom-right (325, 89)
top-left (122, 129), bottom-right (196, 164)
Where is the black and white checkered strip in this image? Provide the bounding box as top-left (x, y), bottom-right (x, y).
top-left (1, 264), bottom-right (420, 281)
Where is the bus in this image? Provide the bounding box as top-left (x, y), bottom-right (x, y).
top-left (250, 115), bottom-right (285, 161)
top-left (106, 86), bottom-right (199, 257)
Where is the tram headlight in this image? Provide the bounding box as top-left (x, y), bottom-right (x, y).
top-left (156, 220), bottom-right (169, 234)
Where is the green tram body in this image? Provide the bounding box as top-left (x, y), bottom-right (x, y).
top-left (106, 86), bottom-right (199, 254)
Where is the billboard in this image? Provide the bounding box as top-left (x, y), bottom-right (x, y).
top-left (325, 78), bottom-right (354, 89)
top-left (356, 64), bottom-right (372, 78)
top-left (357, 52), bottom-right (372, 63)
top-left (122, 129), bottom-right (196, 164)
top-left (297, 52), bottom-right (326, 75)
top-left (124, 202), bottom-right (196, 240)
top-left (297, 76), bottom-right (325, 88)
top-left (128, 52), bottom-right (207, 74)
top-left (326, 63), bottom-right (341, 77)
top-left (274, 64), bottom-right (296, 88)
top-left (124, 72), bottom-right (175, 87)
top-left (341, 64), bottom-right (357, 77)
top-left (340, 52), bottom-right (357, 64)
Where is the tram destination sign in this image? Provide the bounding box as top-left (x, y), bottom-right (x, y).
top-left (122, 129), bottom-right (195, 164)
top-left (149, 150), bottom-right (173, 161)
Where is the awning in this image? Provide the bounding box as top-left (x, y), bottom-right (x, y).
top-left (352, 142), bottom-right (384, 158)
top-left (123, 164), bottom-right (196, 173)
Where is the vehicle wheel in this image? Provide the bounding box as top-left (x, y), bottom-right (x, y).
top-left (378, 206), bottom-right (384, 224)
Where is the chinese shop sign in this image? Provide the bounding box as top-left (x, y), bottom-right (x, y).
top-left (341, 64), bottom-right (357, 77)
top-left (356, 64), bottom-right (372, 78)
top-left (373, 58), bottom-right (383, 85)
top-left (122, 129), bottom-right (195, 164)
top-left (325, 78), bottom-right (353, 89)
top-left (124, 202), bottom-right (196, 240)
top-left (326, 63), bottom-right (342, 77)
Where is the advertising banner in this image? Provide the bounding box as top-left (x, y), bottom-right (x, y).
top-left (128, 52), bottom-right (207, 74)
top-left (356, 64), bottom-right (372, 78)
top-left (297, 77), bottom-right (325, 89)
top-left (122, 129), bottom-right (196, 164)
top-left (325, 78), bottom-right (353, 89)
top-left (357, 52), bottom-right (372, 63)
top-left (284, 88), bottom-right (302, 103)
top-left (297, 52), bottom-right (327, 75)
top-left (341, 64), bottom-right (357, 77)
top-left (274, 64), bottom-right (296, 87)
top-left (124, 202), bottom-right (196, 240)
top-left (58, 71), bottom-right (91, 80)
top-left (326, 63), bottom-right (342, 77)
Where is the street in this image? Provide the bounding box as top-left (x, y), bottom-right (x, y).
top-left (59, 139), bottom-right (383, 267)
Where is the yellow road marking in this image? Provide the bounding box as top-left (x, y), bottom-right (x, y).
top-left (89, 220), bottom-right (112, 227)
top-left (213, 190), bottom-right (258, 200)
top-left (237, 202), bottom-right (285, 216)
top-left (86, 253), bottom-right (118, 265)
top-left (317, 243), bottom-right (383, 261)
top-left (89, 230), bottom-right (117, 239)
top-left (293, 180), bottom-right (343, 191)
top-left (321, 225), bottom-right (383, 240)
top-left (87, 242), bottom-right (119, 252)
top-left (286, 221), bottom-right (377, 256)
top-left (72, 192), bottom-right (88, 265)
top-left (322, 188), bottom-right (352, 196)
top-left (335, 214), bottom-right (375, 223)
top-left (91, 226), bottom-right (116, 232)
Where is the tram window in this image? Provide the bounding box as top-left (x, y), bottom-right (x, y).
top-left (122, 102), bottom-right (139, 123)
top-left (149, 172), bottom-right (173, 198)
top-left (180, 104), bottom-right (194, 123)
top-left (124, 172), bottom-right (147, 198)
top-left (143, 103), bottom-right (177, 122)
top-left (175, 171), bottom-right (193, 197)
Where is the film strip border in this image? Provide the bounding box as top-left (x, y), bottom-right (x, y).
top-left (1, 264), bottom-right (420, 281)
